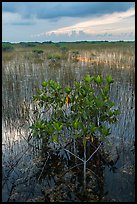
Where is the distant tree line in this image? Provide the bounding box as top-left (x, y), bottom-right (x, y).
top-left (2, 40), bottom-right (134, 50)
top-left (2, 42), bottom-right (14, 52)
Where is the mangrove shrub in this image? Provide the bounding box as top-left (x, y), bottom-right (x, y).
top-left (30, 74), bottom-right (120, 190)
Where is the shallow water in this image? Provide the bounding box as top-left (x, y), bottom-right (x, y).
top-left (2, 43), bottom-right (135, 202)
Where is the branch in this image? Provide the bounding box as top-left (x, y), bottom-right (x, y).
top-left (63, 148), bottom-right (84, 162)
top-left (86, 142), bottom-right (102, 163)
top-left (38, 152), bottom-right (50, 181)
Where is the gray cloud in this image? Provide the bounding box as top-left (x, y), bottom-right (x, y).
top-left (2, 2), bottom-right (134, 20)
top-left (11, 21), bottom-right (36, 26)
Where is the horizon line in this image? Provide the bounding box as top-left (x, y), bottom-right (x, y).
top-left (2, 40), bottom-right (135, 44)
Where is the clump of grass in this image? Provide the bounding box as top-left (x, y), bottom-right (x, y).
top-left (33, 49), bottom-right (44, 55)
top-left (47, 53), bottom-right (61, 61)
top-left (91, 52), bottom-right (96, 57)
top-left (60, 46), bottom-right (69, 53)
top-left (72, 50), bottom-right (79, 55)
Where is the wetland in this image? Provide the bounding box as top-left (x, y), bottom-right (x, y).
top-left (2, 41), bottom-right (135, 202)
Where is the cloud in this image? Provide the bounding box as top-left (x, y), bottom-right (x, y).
top-left (2, 2), bottom-right (135, 42)
top-left (2, 2), bottom-right (134, 20)
top-left (11, 22), bottom-right (36, 26)
top-left (2, 11), bottom-right (36, 26)
top-left (34, 7), bottom-right (135, 37)
top-left (32, 30), bottom-right (134, 42)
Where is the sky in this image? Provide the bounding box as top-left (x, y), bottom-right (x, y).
top-left (2, 2), bottom-right (135, 42)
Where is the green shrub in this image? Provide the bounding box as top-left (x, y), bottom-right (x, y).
top-left (2, 43), bottom-right (14, 52)
top-left (30, 74), bottom-right (120, 190)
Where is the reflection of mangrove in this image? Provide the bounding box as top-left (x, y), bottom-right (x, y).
top-left (3, 132), bottom-right (134, 202)
top-left (32, 138), bottom-right (120, 202)
top-left (3, 126), bottom-right (134, 202)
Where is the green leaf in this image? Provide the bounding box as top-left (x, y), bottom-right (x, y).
top-left (106, 75), bottom-right (114, 84)
top-left (113, 110), bottom-right (121, 115)
top-left (41, 95), bottom-right (47, 101)
top-left (91, 123), bottom-right (97, 133)
top-left (40, 123), bottom-right (45, 129)
top-left (101, 125), bottom-right (111, 136)
top-left (106, 101), bottom-right (115, 108)
top-left (83, 127), bottom-right (88, 134)
top-left (101, 86), bottom-right (109, 97)
top-left (45, 124), bottom-right (54, 134)
top-left (107, 111), bottom-right (114, 117)
top-left (95, 97), bottom-right (104, 107)
top-left (81, 88), bottom-right (86, 97)
top-left (65, 87), bottom-right (71, 94)
top-left (36, 89), bottom-right (42, 95)
top-left (33, 95), bottom-right (40, 101)
top-left (74, 81), bottom-right (80, 89)
top-left (53, 122), bottom-right (63, 131)
top-left (73, 120), bottom-right (79, 129)
top-left (59, 124), bottom-right (63, 130)
top-left (95, 75), bottom-right (102, 84)
top-left (84, 74), bottom-right (91, 82)
top-left (36, 120), bottom-right (41, 128)
top-left (83, 112), bottom-right (88, 120)
top-left (56, 84), bottom-right (61, 91)
top-left (52, 134), bottom-right (58, 143)
top-left (42, 81), bottom-right (48, 87)
top-left (49, 80), bottom-right (57, 90)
